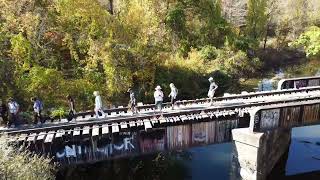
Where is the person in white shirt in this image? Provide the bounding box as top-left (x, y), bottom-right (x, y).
top-left (208, 77), bottom-right (218, 106)
top-left (93, 91), bottom-right (106, 119)
top-left (7, 98), bottom-right (19, 128)
top-left (154, 85), bottom-right (164, 112)
top-left (168, 83), bottom-right (178, 110)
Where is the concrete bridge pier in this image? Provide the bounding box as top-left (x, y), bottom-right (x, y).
top-left (231, 128), bottom-right (291, 180)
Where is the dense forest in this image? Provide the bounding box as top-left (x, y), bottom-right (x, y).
top-left (0, 0), bottom-right (319, 114)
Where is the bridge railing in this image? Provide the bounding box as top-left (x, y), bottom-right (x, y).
top-left (277, 76), bottom-right (320, 90)
top-left (249, 99), bottom-right (320, 132)
top-left (72, 86), bottom-right (320, 121)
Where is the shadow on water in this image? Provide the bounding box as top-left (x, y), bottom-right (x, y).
top-left (267, 125), bottom-right (320, 180)
top-left (55, 143), bottom-right (234, 180)
top-left (56, 125), bottom-right (320, 180)
top-left (267, 142), bottom-right (320, 180)
top-left (56, 152), bottom-right (190, 180)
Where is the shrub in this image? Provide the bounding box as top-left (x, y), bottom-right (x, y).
top-left (18, 111), bottom-right (33, 124)
top-left (0, 136), bottom-right (56, 180)
top-left (290, 26), bottom-right (320, 58)
top-left (217, 49), bottom-right (263, 78)
top-left (51, 107), bottom-right (68, 119)
top-left (199, 45), bottom-right (218, 61)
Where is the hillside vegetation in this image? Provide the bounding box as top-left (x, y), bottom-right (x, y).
top-left (0, 0), bottom-right (319, 111)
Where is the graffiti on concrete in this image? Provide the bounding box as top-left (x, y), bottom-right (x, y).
top-left (260, 109), bottom-right (280, 130)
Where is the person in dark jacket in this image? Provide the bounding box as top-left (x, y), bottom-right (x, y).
top-left (31, 97), bottom-right (43, 125)
top-left (0, 100), bottom-right (8, 126)
top-left (127, 88), bottom-right (137, 114)
top-left (66, 95), bottom-right (76, 121)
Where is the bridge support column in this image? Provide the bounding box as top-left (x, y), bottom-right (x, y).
top-left (231, 128), bottom-right (291, 180)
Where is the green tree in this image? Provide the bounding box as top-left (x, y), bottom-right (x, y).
top-left (246, 0), bottom-right (268, 41)
top-left (290, 26), bottom-right (320, 58)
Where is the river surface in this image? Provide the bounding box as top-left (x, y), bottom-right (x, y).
top-left (57, 125), bottom-right (320, 180)
top-left (181, 125), bottom-right (320, 180)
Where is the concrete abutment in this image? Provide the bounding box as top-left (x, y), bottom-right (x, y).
top-left (231, 128), bottom-right (291, 180)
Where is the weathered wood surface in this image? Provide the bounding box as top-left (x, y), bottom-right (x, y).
top-left (277, 76), bottom-right (320, 90)
top-left (251, 99), bottom-right (320, 132)
top-left (18, 118), bottom-right (239, 166)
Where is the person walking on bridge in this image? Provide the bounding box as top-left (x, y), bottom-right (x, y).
top-left (67, 95), bottom-right (76, 122)
top-left (7, 98), bottom-right (19, 128)
top-left (154, 85), bottom-right (164, 112)
top-left (31, 97), bottom-right (44, 125)
top-left (168, 83), bottom-right (178, 110)
top-left (127, 88), bottom-right (137, 114)
top-left (93, 91), bottom-right (106, 119)
top-left (0, 100), bottom-right (8, 126)
top-left (208, 77), bottom-right (218, 106)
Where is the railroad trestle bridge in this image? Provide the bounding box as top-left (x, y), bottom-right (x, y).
top-left (2, 76), bottom-right (320, 180)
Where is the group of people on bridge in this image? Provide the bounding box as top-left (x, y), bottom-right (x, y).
top-left (0, 78), bottom-right (218, 128)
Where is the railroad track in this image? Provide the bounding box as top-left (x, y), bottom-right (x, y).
top-left (62, 86), bottom-right (320, 121)
top-left (2, 89), bottom-right (320, 142)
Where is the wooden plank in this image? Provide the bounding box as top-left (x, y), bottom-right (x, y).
top-left (129, 121), bottom-right (136, 127)
top-left (120, 122), bottom-right (127, 129)
top-left (159, 117), bottom-right (166, 124)
top-left (27, 133), bottom-right (37, 142)
top-left (118, 106), bottom-right (125, 115)
top-left (188, 115), bottom-right (195, 120)
top-left (111, 123), bottom-right (119, 133)
top-left (82, 126), bottom-right (90, 135)
top-left (92, 125), bottom-right (100, 136)
top-left (181, 115), bottom-right (188, 122)
top-left (102, 124), bottom-right (109, 134)
top-left (73, 127), bottom-right (81, 136)
top-left (37, 132), bottom-right (47, 141)
top-left (144, 120), bottom-right (152, 130)
top-left (174, 116), bottom-right (180, 122)
top-left (55, 129), bottom-right (65, 138)
top-left (150, 117), bottom-right (158, 125)
top-left (137, 120), bottom-right (144, 126)
top-left (44, 131), bottom-right (55, 143)
top-left (18, 134), bottom-right (27, 142)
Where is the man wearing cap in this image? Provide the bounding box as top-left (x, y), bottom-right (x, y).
top-left (127, 88), bottom-right (137, 114)
top-left (154, 85), bottom-right (164, 112)
top-left (208, 77), bottom-right (218, 106)
top-left (168, 83), bottom-right (178, 110)
top-left (93, 91), bottom-right (106, 119)
top-left (7, 98), bottom-right (19, 128)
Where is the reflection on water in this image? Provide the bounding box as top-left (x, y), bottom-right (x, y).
top-left (57, 125), bottom-right (320, 180)
top-left (183, 143), bottom-right (233, 180)
top-left (286, 125), bottom-right (320, 176)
